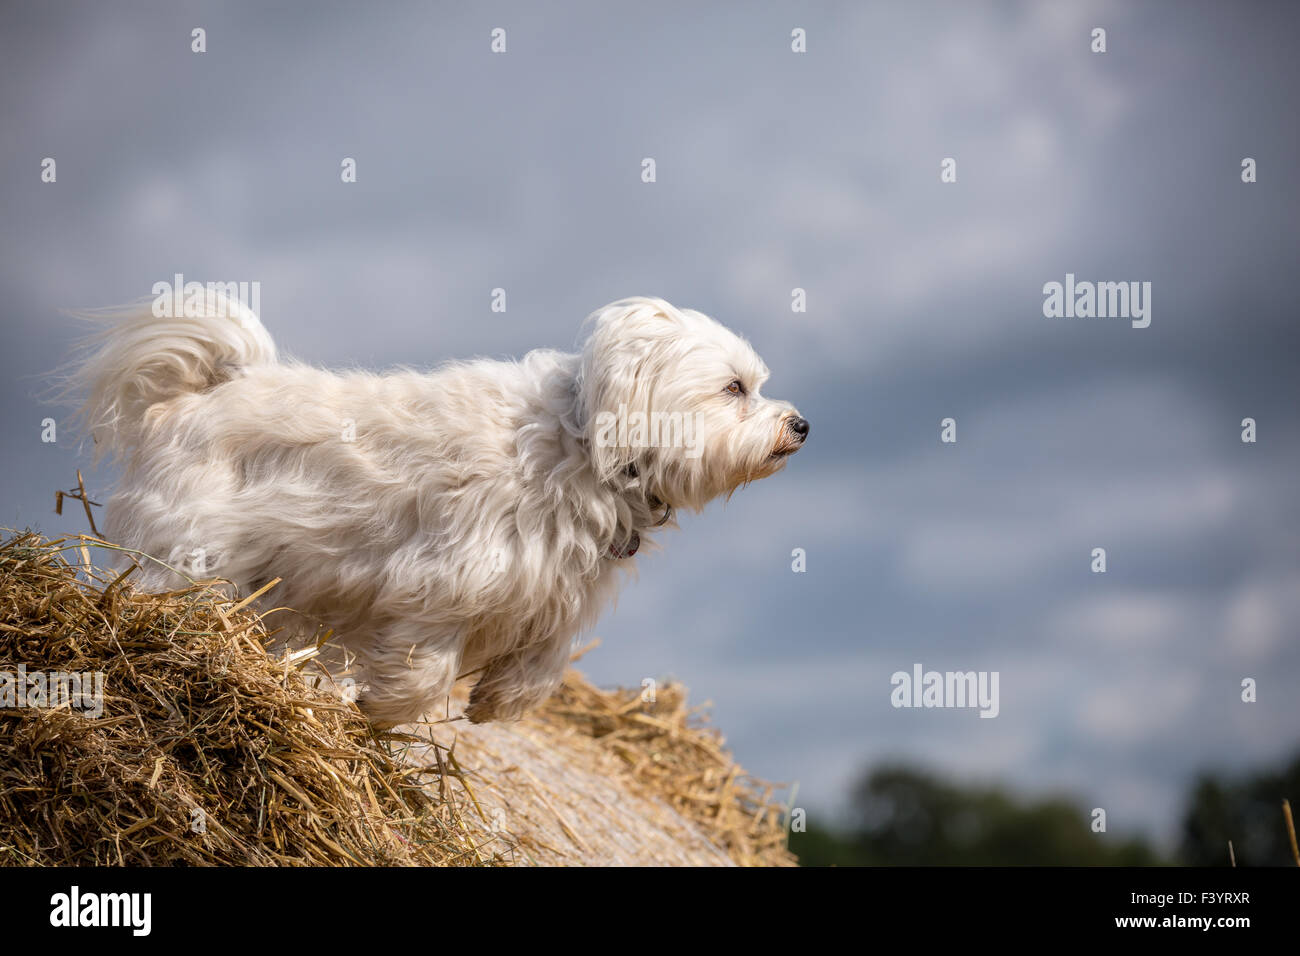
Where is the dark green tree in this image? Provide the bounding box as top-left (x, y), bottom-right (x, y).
top-left (1179, 750), bottom-right (1300, 866)
top-left (791, 764), bottom-right (1161, 866)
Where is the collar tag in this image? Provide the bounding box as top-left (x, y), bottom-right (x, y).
top-left (608, 530), bottom-right (640, 559)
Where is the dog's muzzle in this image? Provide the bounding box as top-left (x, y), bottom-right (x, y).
top-left (773, 416), bottom-right (810, 456)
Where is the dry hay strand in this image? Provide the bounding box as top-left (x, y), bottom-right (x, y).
top-left (0, 530), bottom-right (494, 866)
top-left (0, 529), bottom-right (796, 866)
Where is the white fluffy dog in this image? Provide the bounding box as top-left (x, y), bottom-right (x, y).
top-left (66, 294), bottom-right (808, 725)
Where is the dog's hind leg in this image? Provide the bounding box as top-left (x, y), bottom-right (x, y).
top-left (464, 631), bottom-right (575, 723)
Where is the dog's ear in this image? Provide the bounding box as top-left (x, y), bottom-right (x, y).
top-left (575, 298), bottom-right (681, 483)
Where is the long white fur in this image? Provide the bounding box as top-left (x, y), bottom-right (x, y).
top-left (64, 294), bottom-right (806, 725)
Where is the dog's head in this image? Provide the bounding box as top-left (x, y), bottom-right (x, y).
top-left (577, 297), bottom-right (808, 511)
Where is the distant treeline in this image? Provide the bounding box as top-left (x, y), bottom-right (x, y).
top-left (790, 750), bottom-right (1300, 867)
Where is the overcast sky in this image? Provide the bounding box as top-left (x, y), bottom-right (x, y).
top-left (2, 0), bottom-right (1297, 849)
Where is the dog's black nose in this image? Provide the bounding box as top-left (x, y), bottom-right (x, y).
top-left (788, 417), bottom-right (810, 440)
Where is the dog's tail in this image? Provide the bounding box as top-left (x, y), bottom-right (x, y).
top-left (58, 291), bottom-right (277, 461)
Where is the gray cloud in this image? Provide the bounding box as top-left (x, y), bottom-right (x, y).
top-left (2, 0), bottom-right (1297, 848)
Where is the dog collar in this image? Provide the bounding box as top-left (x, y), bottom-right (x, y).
top-left (607, 464), bottom-right (672, 559)
top-left (606, 501), bottom-right (672, 560)
top-left (608, 530), bottom-right (640, 560)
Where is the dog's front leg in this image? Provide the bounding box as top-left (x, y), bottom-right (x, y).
top-left (465, 632), bottom-right (574, 723)
top-left (353, 629), bottom-right (463, 728)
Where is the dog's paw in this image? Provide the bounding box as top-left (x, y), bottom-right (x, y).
top-left (465, 645), bottom-right (568, 723)
top-left (464, 683), bottom-right (522, 724)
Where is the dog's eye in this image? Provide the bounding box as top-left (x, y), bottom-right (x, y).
top-left (724, 380), bottom-right (745, 396)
